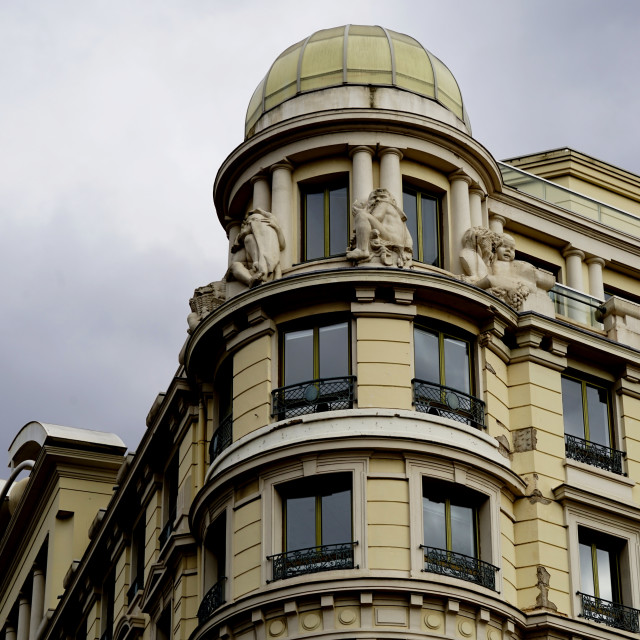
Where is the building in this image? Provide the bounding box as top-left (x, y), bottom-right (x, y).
top-left (4, 23), bottom-right (640, 640)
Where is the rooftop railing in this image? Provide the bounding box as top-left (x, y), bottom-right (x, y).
top-left (271, 376), bottom-right (356, 420)
top-left (422, 545), bottom-right (498, 591)
top-left (565, 434), bottom-right (625, 475)
top-left (412, 379), bottom-right (485, 429)
top-left (499, 162), bottom-right (640, 237)
top-left (268, 541), bottom-right (357, 581)
top-left (197, 578), bottom-right (226, 625)
top-left (209, 414), bottom-right (232, 462)
top-left (549, 283), bottom-right (604, 329)
top-left (579, 592), bottom-right (640, 633)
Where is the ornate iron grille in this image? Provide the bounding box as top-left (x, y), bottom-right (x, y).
top-left (271, 376), bottom-right (356, 420)
top-left (565, 434), bottom-right (625, 475)
top-left (268, 541), bottom-right (357, 581)
top-left (421, 546), bottom-right (498, 591)
top-left (579, 592), bottom-right (640, 632)
top-left (209, 414), bottom-right (233, 462)
top-left (197, 578), bottom-right (226, 625)
top-left (412, 379), bottom-right (485, 429)
top-left (158, 511), bottom-right (175, 549)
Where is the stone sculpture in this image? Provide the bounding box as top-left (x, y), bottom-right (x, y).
top-left (187, 280), bottom-right (227, 332)
top-left (228, 208), bottom-right (285, 287)
top-left (346, 188), bottom-right (413, 268)
top-left (461, 227), bottom-right (555, 311)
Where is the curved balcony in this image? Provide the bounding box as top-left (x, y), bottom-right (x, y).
top-left (268, 541), bottom-right (358, 581)
top-left (412, 379), bottom-right (485, 429)
top-left (565, 434), bottom-right (625, 475)
top-left (422, 545), bottom-right (498, 591)
top-left (209, 414), bottom-right (233, 462)
top-left (579, 592), bottom-right (640, 633)
top-left (271, 376), bottom-right (356, 420)
top-left (197, 578), bottom-right (226, 625)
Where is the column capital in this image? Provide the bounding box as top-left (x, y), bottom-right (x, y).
top-left (585, 255), bottom-right (606, 267)
top-left (349, 145), bottom-right (375, 158)
top-left (270, 158), bottom-right (294, 174)
top-left (489, 213), bottom-right (507, 226)
top-left (562, 245), bottom-right (585, 260)
top-left (250, 173), bottom-right (269, 185)
top-left (469, 185), bottom-right (485, 198)
top-left (379, 146), bottom-right (403, 160)
top-left (449, 169), bottom-right (473, 186)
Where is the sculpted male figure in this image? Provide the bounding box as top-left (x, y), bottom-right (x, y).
top-left (228, 208), bottom-right (285, 287)
top-left (346, 188), bottom-right (413, 267)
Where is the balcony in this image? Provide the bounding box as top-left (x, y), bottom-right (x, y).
top-left (422, 545), bottom-right (498, 591)
top-left (271, 376), bottom-right (356, 420)
top-left (197, 578), bottom-right (226, 625)
top-left (209, 414), bottom-right (232, 462)
top-left (549, 283), bottom-right (603, 329)
top-left (565, 434), bottom-right (625, 475)
top-left (268, 541), bottom-right (357, 581)
top-left (579, 592), bottom-right (640, 633)
top-left (412, 379), bottom-right (485, 429)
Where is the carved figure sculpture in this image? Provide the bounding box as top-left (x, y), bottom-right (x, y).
top-left (187, 280), bottom-right (227, 332)
top-left (346, 188), bottom-right (413, 268)
top-left (228, 208), bottom-right (285, 287)
top-left (461, 227), bottom-right (555, 311)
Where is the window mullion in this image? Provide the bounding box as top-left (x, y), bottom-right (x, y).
top-left (582, 381), bottom-right (591, 442)
top-left (591, 543), bottom-right (600, 599)
top-left (445, 499), bottom-right (452, 551)
top-left (324, 188), bottom-right (330, 257)
top-left (316, 494), bottom-right (322, 546)
top-left (313, 327), bottom-right (320, 379)
top-left (416, 192), bottom-right (423, 262)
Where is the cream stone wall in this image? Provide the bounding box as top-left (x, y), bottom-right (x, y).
top-left (233, 496), bottom-right (262, 599)
top-left (499, 490), bottom-right (517, 605)
top-left (356, 317), bottom-right (412, 410)
top-left (173, 555), bottom-right (199, 640)
top-left (619, 392), bottom-right (640, 503)
top-left (145, 489), bottom-right (163, 583)
top-left (113, 547), bottom-right (128, 624)
top-left (233, 336), bottom-right (272, 439)
top-left (86, 599), bottom-right (100, 640)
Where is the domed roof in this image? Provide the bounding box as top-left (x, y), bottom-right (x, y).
top-left (245, 25), bottom-right (470, 138)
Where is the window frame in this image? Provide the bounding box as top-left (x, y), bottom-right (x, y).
top-left (300, 177), bottom-right (350, 262)
top-left (402, 183), bottom-right (442, 267)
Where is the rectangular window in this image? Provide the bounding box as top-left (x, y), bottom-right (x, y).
top-left (128, 518), bottom-right (145, 601)
top-left (211, 358), bottom-right (233, 461)
top-left (101, 571), bottom-right (115, 640)
top-left (403, 186), bottom-right (440, 266)
top-left (270, 474), bottom-right (355, 580)
top-left (159, 455), bottom-right (179, 549)
top-left (199, 512), bottom-right (227, 625)
top-left (302, 181), bottom-right (349, 261)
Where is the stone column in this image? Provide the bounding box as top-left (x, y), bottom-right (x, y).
top-left (28, 567), bottom-right (45, 640)
top-left (379, 148), bottom-right (403, 206)
top-left (586, 256), bottom-right (605, 300)
top-left (469, 186), bottom-right (484, 228)
top-left (251, 174), bottom-right (271, 211)
top-left (489, 213), bottom-right (506, 234)
top-left (449, 170), bottom-right (473, 274)
top-left (563, 247), bottom-right (585, 291)
top-left (5, 626), bottom-right (16, 640)
top-left (16, 596), bottom-right (30, 640)
top-left (350, 146), bottom-right (374, 203)
top-left (270, 160), bottom-right (294, 270)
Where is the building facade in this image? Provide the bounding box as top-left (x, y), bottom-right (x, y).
top-left (4, 24), bottom-right (640, 640)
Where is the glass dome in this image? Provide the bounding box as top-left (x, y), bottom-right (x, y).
top-left (245, 25), bottom-right (470, 138)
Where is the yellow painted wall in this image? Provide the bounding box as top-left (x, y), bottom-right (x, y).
top-left (233, 497), bottom-right (262, 599)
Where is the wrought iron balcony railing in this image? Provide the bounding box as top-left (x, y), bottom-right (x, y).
top-left (565, 434), bottom-right (625, 475)
top-left (579, 592), bottom-right (640, 633)
top-left (271, 376), bottom-right (356, 420)
top-left (126, 575), bottom-right (143, 602)
top-left (422, 545), bottom-right (498, 591)
top-left (197, 578), bottom-right (226, 625)
top-left (412, 379), bottom-right (485, 429)
top-left (209, 414), bottom-right (232, 462)
top-left (268, 541), bottom-right (357, 581)
top-left (158, 510), bottom-right (176, 549)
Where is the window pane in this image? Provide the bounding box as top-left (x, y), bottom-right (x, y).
top-left (450, 503), bottom-right (476, 557)
top-left (597, 547), bottom-right (614, 602)
top-left (319, 322), bottom-right (348, 378)
top-left (415, 328), bottom-right (440, 384)
top-left (443, 336), bottom-right (470, 394)
top-left (403, 190), bottom-right (418, 256)
top-left (423, 496), bottom-right (447, 549)
top-left (562, 377), bottom-right (584, 439)
top-left (420, 195), bottom-right (438, 266)
top-left (286, 496), bottom-right (316, 550)
top-left (579, 542), bottom-right (595, 596)
top-left (285, 329), bottom-right (314, 385)
top-left (586, 384), bottom-right (610, 447)
top-left (329, 187), bottom-right (348, 256)
top-left (321, 488), bottom-right (351, 545)
top-left (305, 191), bottom-right (325, 260)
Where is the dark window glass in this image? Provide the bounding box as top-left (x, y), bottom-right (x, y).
top-left (403, 187), bottom-right (440, 266)
top-left (562, 375), bottom-right (611, 447)
top-left (284, 328), bottom-right (314, 385)
top-left (282, 475), bottom-right (352, 551)
top-left (319, 323), bottom-right (349, 378)
top-left (414, 327), bottom-right (471, 393)
top-left (302, 182), bottom-right (349, 261)
top-left (579, 528), bottom-right (622, 603)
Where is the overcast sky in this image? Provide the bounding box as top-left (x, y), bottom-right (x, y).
top-left (1, 0), bottom-right (639, 466)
